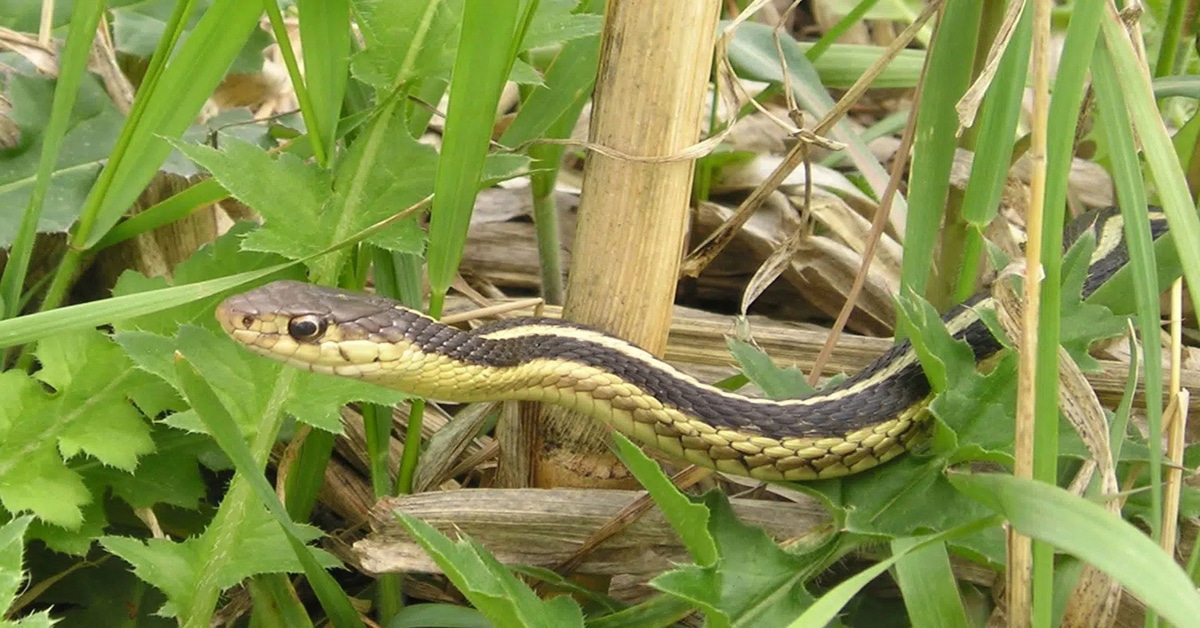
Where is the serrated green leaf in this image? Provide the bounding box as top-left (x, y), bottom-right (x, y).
top-left (509, 59), bottom-right (543, 85)
top-left (650, 492), bottom-right (813, 626)
top-left (25, 499), bottom-right (107, 557)
top-left (726, 338), bottom-right (815, 399)
top-left (101, 503), bottom-right (337, 618)
top-left (333, 114), bottom-right (438, 256)
top-left (0, 329), bottom-right (163, 530)
top-left (94, 424), bottom-right (207, 510)
top-left (521, 0), bottom-right (601, 50)
top-left (174, 138), bottom-right (333, 260)
top-left (120, 325), bottom-right (409, 435)
top-left (480, 153), bottom-right (534, 187)
top-left (0, 516), bottom-right (33, 610)
top-left (351, 0), bottom-right (464, 89)
top-left (395, 512), bottom-right (585, 627)
top-left (1058, 231), bottom-right (1127, 370)
top-left (33, 331), bottom-right (155, 470)
top-left (610, 433), bottom-right (716, 565)
top-left (284, 377), bottom-right (409, 433)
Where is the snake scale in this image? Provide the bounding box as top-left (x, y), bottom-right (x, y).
top-left (216, 208), bottom-right (1169, 481)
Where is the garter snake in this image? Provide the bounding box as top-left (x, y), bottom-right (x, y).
top-left (216, 208), bottom-right (1168, 481)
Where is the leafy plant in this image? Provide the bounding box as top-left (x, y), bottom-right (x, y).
top-left (0, 0), bottom-right (1197, 626)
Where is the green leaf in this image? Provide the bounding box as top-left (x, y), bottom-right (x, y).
top-left (0, 74), bottom-right (121, 247)
top-left (1058, 231), bottom-right (1126, 371)
top-left (332, 112), bottom-right (438, 256)
top-left (296, 0), bottom-right (352, 163)
top-left (394, 512), bottom-right (585, 628)
top-left (898, 0), bottom-right (981, 298)
top-left (0, 516), bottom-right (33, 610)
top-left (387, 603), bottom-right (492, 628)
top-left (950, 473), bottom-right (1200, 627)
top-left (282, 368), bottom-right (410, 433)
top-left (520, 0), bottom-right (601, 50)
top-left (351, 0), bottom-right (465, 89)
top-left (0, 329), bottom-right (161, 530)
top-left (174, 138), bottom-right (333, 260)
top-left (33, 331), bottom-right (156, 469)
top-left (890, 538), bottom-right (969, 628)
top-left (93, 424), bottom-right (208, 510)
top-left (25, 499), bottom-right (107, 557)
top-left (609, 433), bottom-right (716, 565)
top-left (787, 516), bottom-right (998, 628)
top-left (809, 456), bottom-right (1005, 568)
top-left (894, 290), bottom-right (960, 393)
top-left (170, 355), bottom-right (362, 626)
top-left (726, 338), bottom-right (816, 399)
top-left (101, 503), bottom-right (337, 618)
top-left (650, 492), bottom-right (814, 626)
top-left (425, 0), bottom-right (530, 305)
top-left (118, 325), bottom-right (408, 434)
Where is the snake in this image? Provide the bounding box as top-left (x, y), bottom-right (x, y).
top-left (215, 208), bottom-right (1168, 482)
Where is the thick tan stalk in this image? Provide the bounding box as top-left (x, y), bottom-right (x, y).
top-left (500, 1), bottom-right (720, 489)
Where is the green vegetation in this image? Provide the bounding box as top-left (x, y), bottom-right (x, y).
top-left (0, 1), bottom-right (1197, 626)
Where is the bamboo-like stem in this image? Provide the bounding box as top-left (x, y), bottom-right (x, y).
top-left (1008, 0), bottom-right (1052, 625)
top-left (502, 0), bottom-right (721, 489)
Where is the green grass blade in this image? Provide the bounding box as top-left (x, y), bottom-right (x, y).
top-left (92, 179), bottom-right (230, 251)
top-left (901, 0), bottom-right (980, 302)
top-left (949, 472), bottom-right (1200, 627)
top-left (77, 0), bottom-right (265, 249)
top-left (955, 7), bottom-right (1031, 301)
top-left (804, 0), bottom-right (883, 61)
top-left (891, 538), bottom-right (969, 628)
top-left (1092, 34), bottom-right (1165, 539)
top-left (176, 356), bottom-right (364, 628)
top-left (0, 0), bottom-right (103, 319)
top-left (294, 0), bottom-right (353, 167)
top-left (787, 517), bottom-right (999, 628)
top-left (0, 196), bottom-right (429, 349)
top-left (426, 0), bottom-right (529, 313)
top-left (1100, 4), bottom-right (1200, 554)
top-left (0, 268), bottom-right (290, 349)
top-left (610, 433), bottom-right (717, 566)
top-left (1028, 3), bottom-right (1107, 621)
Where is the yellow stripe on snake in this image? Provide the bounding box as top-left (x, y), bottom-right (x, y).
top-left (215, 208), bottom-right (1168, 482)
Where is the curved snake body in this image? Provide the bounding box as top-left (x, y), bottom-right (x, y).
top-left (216, 208), bottom-right (1168, 481)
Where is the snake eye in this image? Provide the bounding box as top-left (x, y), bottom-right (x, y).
top-left (287, 315), bottom-right (326, 341)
